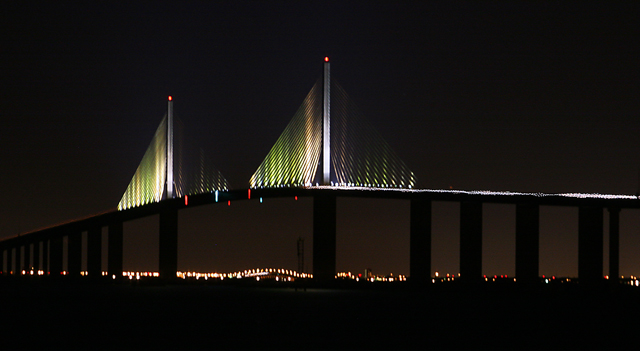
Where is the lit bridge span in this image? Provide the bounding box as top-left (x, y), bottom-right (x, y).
top-left (1, 58), bottom-right (637, 285)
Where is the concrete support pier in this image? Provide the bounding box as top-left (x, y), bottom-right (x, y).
top-left (608, 207), bottom-right (620, 282)
top-left (410, 197), bottom-right (431, 285)
top-left (578, 206), bottom-right (603, 285)
top-left (43, 240), bottom-right (49, 274)
top-left (23, 243), bottom-right (31, 272)
top-left (159, 207), bottom-right (178, 280)
top-left (87, 226), bottom-right (102, 278)
top-left (15, 245), bottom-right (22, 274)
top-left (460, 201), bottom-right (482, 282)
top-left (6, 248), bottom-right (13, 274)
top-left (50, 235), bottom-right (63, 276)
top-left (33, 241), bottom-right (40, 272)
top-left (108, 222), bottom-right (123, 279)
top-left (516, 203), bottom-right (539, 284)
top-left (313, 194), bottom-right (337, 283)
top-left (67, 232), bottom-right (82, 277)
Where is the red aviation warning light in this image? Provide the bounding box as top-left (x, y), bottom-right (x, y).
top-left (324, 57), bottom-right (329, 62)
top-left (168, 96), bottom-right (172, 101)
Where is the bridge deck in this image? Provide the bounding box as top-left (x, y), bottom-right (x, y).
top-left (1, 186), bottom-right (639, 247)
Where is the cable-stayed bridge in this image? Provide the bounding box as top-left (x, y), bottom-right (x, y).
top-left (118, 97), bottom-right (229, 211)
top-left (1, 58), bottom-right (638, 285)
top-left (250, 58), bottom-right (415, 189)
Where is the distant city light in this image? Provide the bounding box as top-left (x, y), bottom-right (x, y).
top-left (7, 268), bottom-right (640, 286)
top-left (175, 269), bottom-right (312, 280)
top-left (336, 271), bottom-right (406, 282)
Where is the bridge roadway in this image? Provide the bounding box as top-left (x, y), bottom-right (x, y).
top-left (2, 186), bottom-right (639, 284)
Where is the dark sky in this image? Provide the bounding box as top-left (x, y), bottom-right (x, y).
top-left (2, 2), bottom-right (639, 277)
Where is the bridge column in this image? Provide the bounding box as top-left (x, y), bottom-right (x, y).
top-left (578, 206), bottom-right (603, 285)
top-left (516, 203), bottom-right (539, 284)
top-left (15, 245), bottom-right (22, 275)
top-left (43, 240), bottom-right (49, 274)
top-left (313, 194), bottom-right (337, 283)
top-left (108, 221), bottom-right (123, 279)
top-left (67, 231), bottom-right (82, 277)
top-left (87, 226), bottom-right (102, 278)
top-left (159, 207), bottom-right (178, 280)
top-left (460, 201), bottom-right (482, 282)
top-left (25, 243), bottom-right (32, 272)
top-left (33, 241), bottom-right (40, 272)
top-left (410, 197), bottom-right (431, 285)
top-left (1, 248), bottom-right (4, 274)
top-left (608, 207), bottom-right (620, 282)
top-left (6, 248), bottom-right (13, 274)
top-left (50, 235), bottom-right (63, 276)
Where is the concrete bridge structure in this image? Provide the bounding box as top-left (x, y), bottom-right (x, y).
top-left (1, 59), bottom-right (636, 285)
top-left (1, 187), bottom-right (635, 285)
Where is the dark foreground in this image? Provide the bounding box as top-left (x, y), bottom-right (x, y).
top-left (2, 279), bottom-right (639, 350)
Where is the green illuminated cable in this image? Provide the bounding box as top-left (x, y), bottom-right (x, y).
top-left (250, 80), bottom-right (323, 188)
top-left (118, 114), bottom-right (230, 211)
top-left (250, 77), bottom-right (416, 189)
top-left (118, 116), bottom-right (168, 210)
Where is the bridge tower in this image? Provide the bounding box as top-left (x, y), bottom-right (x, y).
top-left (166, 96), bottom-right (174, 199)
top-left (250, 58), bottom-right (416, 282)
top-left (250, 59), bottom-right (415, 188)
top-left (322, 57), bottom-right (330, 185)
top-left (116, 97), bottom-right (229, 280)
top-left (315, 57), bottom-right (336, 282)
top-left (118, 97), bottom-right (229, 211)
top-left (159, 204), bottom-right (178, 280)
top-left (161, 95), bottom-right (177, 281)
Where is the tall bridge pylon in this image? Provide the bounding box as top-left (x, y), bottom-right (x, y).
top-left (118, 97), bottom-right (229, 210)
top-left (250, 58), bottom-right (416, 189)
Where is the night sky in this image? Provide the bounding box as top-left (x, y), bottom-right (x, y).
top-left (2, 2), bottom-right (639, 278)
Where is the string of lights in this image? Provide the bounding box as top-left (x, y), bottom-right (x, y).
top-left (305, 185), bottom-right (639, 200)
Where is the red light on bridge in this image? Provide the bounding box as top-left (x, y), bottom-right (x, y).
top-left (248, 189), bottom-right (251, 199)
top-left (228, 200), bottom-right (231, 206)
top-left (168, 96), bottom-right (172, 101)
top-left (324, 57), bottom-right (329, 62)
top-left (185, 195), bottom-right (188, 206)
top-left (295, 196), bottom-right (298, 201)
